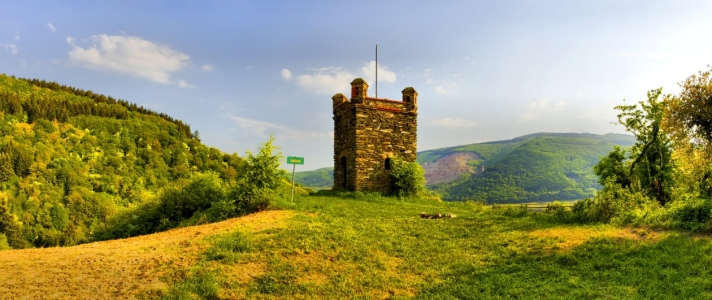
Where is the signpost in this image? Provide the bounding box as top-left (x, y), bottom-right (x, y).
top-left (287, 156), bottom-right (304, 203)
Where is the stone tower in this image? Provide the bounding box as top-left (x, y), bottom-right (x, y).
top-left (332, 78), bottom-right (418, 192)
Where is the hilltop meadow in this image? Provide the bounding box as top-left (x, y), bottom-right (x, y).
top-left (2, 65), bottom-right (712, 299)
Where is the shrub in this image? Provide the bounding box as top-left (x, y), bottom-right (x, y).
top-left (666, 198), bottom-right (712, 231)
top-left (158, 172), bottom-right (227, 225)
top-left (389, 156), bottom-right (427, 197)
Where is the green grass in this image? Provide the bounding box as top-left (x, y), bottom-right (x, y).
top-left (159, 193), bottom-right (712, 299)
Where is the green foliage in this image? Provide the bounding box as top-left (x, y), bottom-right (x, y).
top-left (0, 233), bottom-right (9, 250)
top-left (613, 88), bottom-right (674, 205)
top-left (593, 146), bottom-right (631, 188)
top-left (230, 134), bottom-right (286, 213)
top-left (0, 192), bottom-right (24, 249)
top-left (666, 198), bottom-right (712, 232)
top-left (389, 156), bottom-right (427, 197)
top-left (240, 134), bottom-right (285, 191)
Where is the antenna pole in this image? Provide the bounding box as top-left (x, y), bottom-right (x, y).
top-left (375, 44), bottom-right (378, 98)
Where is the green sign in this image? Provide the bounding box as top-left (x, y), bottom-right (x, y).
top-left (287, 156), bottom-right (304, 165)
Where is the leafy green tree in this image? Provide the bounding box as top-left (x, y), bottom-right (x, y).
top-left (0, 152), bottom-right (14, 182)
top-left (389, 156), bottom-right (427, 197)
top-left (0, 192), bottom-right (24, 249)
top-left (596, 88), bottom-right (674, 205)
top-left (239, 133), bottom-right (285, 191)
top-left (231, 134), bottom-right (285, 212)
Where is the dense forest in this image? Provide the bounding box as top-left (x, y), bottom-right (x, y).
top-left (0, 74), bottom-right (285, 249)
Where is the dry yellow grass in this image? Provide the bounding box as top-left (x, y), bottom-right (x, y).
top-left (0, 210), bottom-right (292, 299)
top-left (530, 226), bottom-right (665, 253)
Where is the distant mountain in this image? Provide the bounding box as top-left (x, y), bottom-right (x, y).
top-left (421, 133), bottom-right (636, 203)
top-left (292, 167), bottom-right (333, 188)
top-left (295, 133), bottom-right (635, 203)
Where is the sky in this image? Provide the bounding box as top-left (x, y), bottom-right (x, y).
top-left (1, 0), bottom-right (712, 171)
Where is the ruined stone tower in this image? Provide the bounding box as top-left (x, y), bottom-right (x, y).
top-left (332, 78), bottom-right (418, 192)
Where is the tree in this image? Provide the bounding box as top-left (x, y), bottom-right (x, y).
top-left (231, 134), bottom-right (286, 212)
top-left (593, 146), bottom-right (631, 188)
top-left (0, 192), bottom-right (24, 249)
top-left (666, 66), bottom-right (712, 148)
top-left (597, 88), bottom-right (674, 205)
top-left (239, 133), bottom-right (285, 191)
top-left (664, 66), bottom-right (712, 197)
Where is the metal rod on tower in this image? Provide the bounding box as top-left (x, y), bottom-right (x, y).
top-left (375, 44), bottom-right (378, 98)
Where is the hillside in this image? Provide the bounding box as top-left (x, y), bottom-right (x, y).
top-left (292, 167), bottom-right (333, 188)
top-left (0, 74), bottom-right (244, 248)
top-left (294, 133), bottom-right (635, 203)
top-left (423, 133), bottom-right (636, 202)
top-left (3, 195), bottom-right (711, 299)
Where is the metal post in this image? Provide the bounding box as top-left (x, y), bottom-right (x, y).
top-left (290, 163), bottom-right (296, 203)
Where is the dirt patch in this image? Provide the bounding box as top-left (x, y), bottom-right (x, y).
top-left (530, 227), bottom-right (664, 253)
top-left (0, 210), bottom-right (292, 299)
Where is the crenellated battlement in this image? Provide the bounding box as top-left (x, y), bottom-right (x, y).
top-left (332, 78), bottom-right (418, 192)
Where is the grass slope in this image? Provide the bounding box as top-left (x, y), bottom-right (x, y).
top-left (4, 194), bottom-right (712, 298)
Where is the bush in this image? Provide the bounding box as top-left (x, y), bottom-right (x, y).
top-left (158, 172), bottom-right (227, 225)
top-left (389, 156), bottom-right (427, 197)
top-left (666, 198), bottom-right (712, 232)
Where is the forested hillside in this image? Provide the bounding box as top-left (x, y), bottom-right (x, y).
top-left (425, 133), bottom-right (636, 203)
top-left (292, 167), bottom-right (333, 188)
top-left (0, 74), bottom-right (246, 248)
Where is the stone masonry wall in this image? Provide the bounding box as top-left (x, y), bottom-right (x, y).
top-left (332, 79), bottom-right (418, 192)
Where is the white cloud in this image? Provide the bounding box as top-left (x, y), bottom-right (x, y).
top-left (529, 98), bottom-right (566, 112)
top-left (65, 36), bottom-right (75, 44)
top-left (201, 64), bottom-right (214, 71)
top-left (47, 23), bottom-right (56, 32)
top-left (1, 44), bottom-right (18, 55)
top-left (177, 80), bottom-right (195, 88)
top-left (281, 68), bottom-right (292, 81)
top-left (245, 66), bottom-right (252, 70)
top-left (431, 118), bottom-right (478, 128)
top-left (227, 114), bottom-right (330, 141)
top-left (14, 33), bottom-right (20, 41)
top-left (435, 83), bottom-right (457, 95)
top-left (294, 67), bottom-right (354, 95)
top-left (360, 61), bottom-right (396, 83)
top-left (67, 34), bottom-right (191, 87)
top-left (517, 112), bottom-right (538, 123)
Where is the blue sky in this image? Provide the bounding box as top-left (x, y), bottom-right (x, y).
top-left (2, 1), bottom-right (712, 170)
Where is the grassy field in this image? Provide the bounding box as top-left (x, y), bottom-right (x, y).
top-left (159, 193), bottom-right (712, 299)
